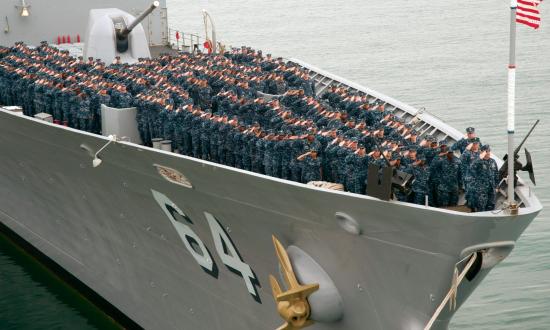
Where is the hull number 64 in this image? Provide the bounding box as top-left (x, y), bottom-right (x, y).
top-left (152, 190), bottom-right (261, 303)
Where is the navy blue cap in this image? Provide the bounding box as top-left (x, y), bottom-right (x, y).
top-left (466, 127), bottom-right (475, 133)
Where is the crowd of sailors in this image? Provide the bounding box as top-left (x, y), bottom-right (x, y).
top-left (0, 42), bottom-right (500, 211)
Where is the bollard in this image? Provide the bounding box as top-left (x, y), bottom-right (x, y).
top-left (161, 140), bottom-right (172, 152)
top-left (152, 138), bottom-right (163, 149)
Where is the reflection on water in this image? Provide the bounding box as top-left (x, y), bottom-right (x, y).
top-left (0, 233), bottom-right (120, 330)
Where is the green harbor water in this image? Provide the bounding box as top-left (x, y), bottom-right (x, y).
top-left (0, 232), bottom-right (120, 330)
top-left (1, 0), bottom-right (549, 329)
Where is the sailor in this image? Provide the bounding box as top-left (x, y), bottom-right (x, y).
top-left (289, 137), bottom-right (305, 182)
top-left (451, 127), bottom-right (479, 154)
top-left (225, 123), bottom-right (238, 167)
top-left (335, 143), bottom-right (351, 184)
top-left (200, 113), bottom-right (213, 160)
top-left (271, 132), bottom-right (285, 177)
top-left (43, 81), bottom-right (54, 115)
top-left (76, 93), bottom-right (91, 132)
top-left (191, 112), bottom-right (203, 158)
top-left (279, 138), bottom-right (292, 180)
top-left (433, 149), bottom-right (462, 207)
top-left (264, 132), bottom-right (276, 177)
top-left (241, 129), bottom-right (254, 171)
top-left (250, 129), bottom-right (263, 173)
top-left (401, 145), bottom-right (418, 168)
top-left (389, 152), bottom-right (409, 202)
top-left (233, 127), bottom-right (245, 169)
top-left (407, 155), bottom-right (430, 205)
top-left (217, 118), bottom-right (231, 164)
top-left (428, 143), bottom-right (449, 207)
top-left (369, 146), bottom-right (387, 169)
top-left (345, 143), bottom-right (369, 194)
top-left (470, 145), bottom-right (499, 211)
top-left (60, 88), bottom-right (73, 127)
top-left (96, 89), bottom-right (111, 133)
top-left (324, 137), bottom-right (340, 182)
top-left (69, 90), bottom-right (80, 128)
top-left (460, 138), bottom-right (481, 209)
top-left (422, 136), bottom-right (439, 165)
top-left (51, 85), bottom-right (64, 123)
top-left (118, 87), bottom-right (133, 108)
top-left (209, 118), bottom-right (221, 162)
top-left (198, 80), bottom-right (213, 109)
top-left (298, 146), bottom-right (322, 183)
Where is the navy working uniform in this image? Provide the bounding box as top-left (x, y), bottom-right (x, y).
top-left (432, 152), bottom-right (462, 207)
top-left (406, 156), bottom-right (429, 205)
top-left (470, 145), bottom-right (499, 211)
top-left (451, 127), bottom-right (481, 154)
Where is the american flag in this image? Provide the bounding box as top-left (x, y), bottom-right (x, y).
top-left (516, 0), bottom-right (543, 29)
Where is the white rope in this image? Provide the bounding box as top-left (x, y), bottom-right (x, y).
top-left (424, 253), bottom-right (478, 330)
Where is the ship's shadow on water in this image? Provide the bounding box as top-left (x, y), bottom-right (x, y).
top-left (0, 232), bottom-right (121, 330)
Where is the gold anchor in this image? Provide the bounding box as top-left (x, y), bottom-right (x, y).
top-left (269, 236), bottom-right (319, 330)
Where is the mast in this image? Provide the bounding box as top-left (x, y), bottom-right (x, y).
top-left (203, 10), bottom-right (217, 54)
top-left (507, 0), bottom-right (517, 210)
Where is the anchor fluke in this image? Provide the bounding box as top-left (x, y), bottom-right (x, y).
top-left (521, 148), bottom-right (536, 185)
top-left (269, 236), bottom-right (319, 330)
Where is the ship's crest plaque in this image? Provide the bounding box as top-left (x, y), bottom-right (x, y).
top-left (153, 164), bottom-right (193, 188)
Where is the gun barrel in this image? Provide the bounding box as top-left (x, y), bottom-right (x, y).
top-left (499, 119), bottom-right (539, 176)
top-left (122, 1), bottom-right (159, 36)
top-left (513, 119), bottom-right (539, 157)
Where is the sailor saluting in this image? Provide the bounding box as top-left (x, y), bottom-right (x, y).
top-left (471, 145), bottom-right (499, 212)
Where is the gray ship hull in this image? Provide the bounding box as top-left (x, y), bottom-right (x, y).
top-left (0, 109), bottom-right (541, 329)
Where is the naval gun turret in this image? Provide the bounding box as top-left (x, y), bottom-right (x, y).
top-left (84, 1), bottom-right (160, 64)
top-left (115, 1), bottom-right (160, 53)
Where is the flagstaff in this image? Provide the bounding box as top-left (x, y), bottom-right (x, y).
top-left (507, 0), bottom-right (543, 211)
top-left (507, 0), bottom-right (518, 210)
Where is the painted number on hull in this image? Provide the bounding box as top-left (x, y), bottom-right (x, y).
top-left (152, 190), bottom-right (261, 302)
top-left (206, 212), bottom-right (260, 301)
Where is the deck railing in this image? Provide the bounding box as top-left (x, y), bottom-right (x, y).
top-left (168, 28), bottom-right (230, 54)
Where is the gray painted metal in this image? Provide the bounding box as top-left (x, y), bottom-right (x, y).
top-left (100, 105), bottom-right (142, 144)
top-left (122, 1), bottom-right (160, 36)
top-left (84, 8), bottom-right (151, 64)
top-left (0, 109), bottom-right (542, 329)
top-left (0, 0), bottom-right (168, 47)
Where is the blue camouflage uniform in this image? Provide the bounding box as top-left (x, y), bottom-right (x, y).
top-left (290, 139), bottom-right (305, 182)
top-left (301, 154), bottom-right (322, 183)
top-left (200, 119), bottom-right (212, 160)
top-left (460, 144), bottom-right (481, 209)
top-left (76, 96), bottom-right (91, 131)
top-left (432, 154), bottom-right (462, 207)
top-left (470, 145), bottom-right (499, 211)
top-left (344, 150), bottom-right (369, 194)
top-left (191, 115), bottom-right (202, 158)
top-left (451, 127), bottom-right (481, 154)
top-left (406, 157), bottom-right (430, 205)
